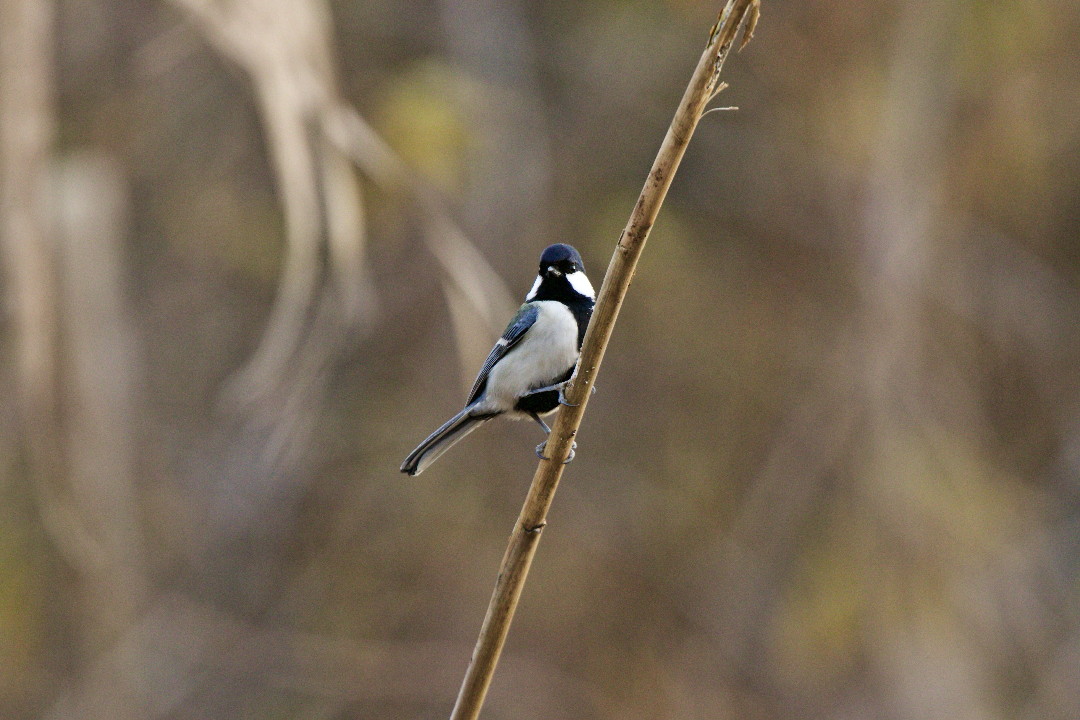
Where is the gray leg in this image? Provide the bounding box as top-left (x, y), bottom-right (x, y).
top-left (528, 411), bottom-right (551, 434)
top-left (521, 381), bottom-right (596, 408)
top-left (522, 380), bottom-right (566, 399)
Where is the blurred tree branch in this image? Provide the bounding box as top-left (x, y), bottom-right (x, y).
top-left (449, 3), bottom-right (761, 719)
top-left (322, 104), bottom-right (517, 384)
top-left (2, 5), bottom-right (147, 717)
top-left (0, 0), bottom-right (70, 564)
top-left (0, 2), bottom-right (56, 417)
top-left (169, 0), bottom-right (373, 411)
top-left (171, 0), bottom-right (514, 400)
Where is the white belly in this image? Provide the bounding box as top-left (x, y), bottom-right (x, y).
top-left (483, 300), bottom-right (579, 412)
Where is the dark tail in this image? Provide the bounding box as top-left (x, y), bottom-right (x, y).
top-left (400, 408), bottom-right (495, 476)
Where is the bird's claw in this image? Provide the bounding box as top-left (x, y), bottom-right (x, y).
top-left (535, 440), bottom-right (577, 464)
top-left (557, 383), bottom-right (597, 407)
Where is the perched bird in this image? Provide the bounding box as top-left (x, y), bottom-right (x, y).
top-left (401, 243), bottom-right (595, 476)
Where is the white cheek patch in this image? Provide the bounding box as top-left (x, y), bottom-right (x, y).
top-left (525, 274), bottom-right (542, 301)
top-left (567, 270), bottom-right (595, 298)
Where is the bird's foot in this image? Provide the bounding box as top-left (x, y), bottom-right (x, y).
top-left (557, 383), bottom-right (596, 407)
top-left (535, 440), bottom-right (577, 464)
top-left (523, 381), bottom-right (596, 407)
top-left (523, 380), bottom-right (565, 400)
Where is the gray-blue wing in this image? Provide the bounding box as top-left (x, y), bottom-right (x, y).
top-left (466, 303), bottom-right (539, 405)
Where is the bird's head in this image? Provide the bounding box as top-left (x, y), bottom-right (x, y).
top-left (527, 244), bottom-right (594, 301)
top-left (539, 243), bottom-right (584, 278)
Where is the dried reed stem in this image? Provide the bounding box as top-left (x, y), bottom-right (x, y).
top-left (449, 3), bottom-right (761, 718)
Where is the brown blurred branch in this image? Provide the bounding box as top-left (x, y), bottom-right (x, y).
top-left (0, 0), bottom-right (64, 519)
top-left (3, 6), bottom-right (149, 713)
top-left (53, 155), bottom-right (150, 654)
top-left (322, 104), bottom-right (517, 381)
top-left (0, 0), bottom-right (76, 570)
top-left (0, 1), bottom-right (56, 414)
top-left (169, 0), bottom-right (373, 409)
top-left (172, 0), bottom-right (514, 398)
top-left (449, 3), bottom-right (762, 719)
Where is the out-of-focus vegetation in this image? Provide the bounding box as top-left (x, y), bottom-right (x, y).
top-left (1, 0), bottom-right (1078, 718)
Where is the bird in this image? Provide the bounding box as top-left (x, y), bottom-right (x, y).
top-left (401, 243), bottom-right (595, 476)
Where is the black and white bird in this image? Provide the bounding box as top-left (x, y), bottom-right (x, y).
top-left (400, 243), bottom-right (595, 476)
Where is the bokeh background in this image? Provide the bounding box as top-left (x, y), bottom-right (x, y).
top-left (2, 0), bottom-right (1079, 718)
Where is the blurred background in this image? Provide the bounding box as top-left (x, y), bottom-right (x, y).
top-left (2, 0), bottom-right (1078, 718)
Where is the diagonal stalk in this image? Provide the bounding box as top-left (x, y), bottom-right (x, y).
top-left (449, 3), bottom-right (761, 718)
